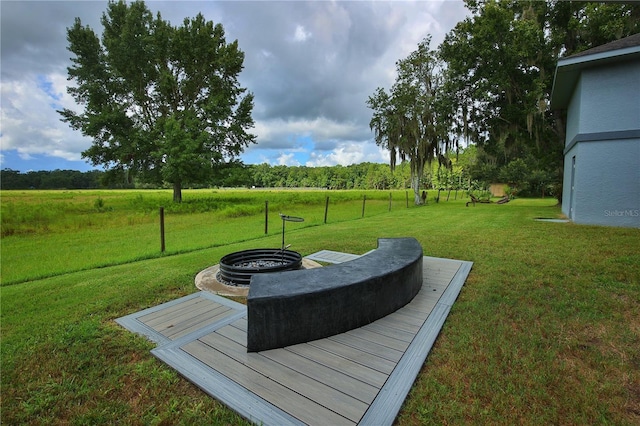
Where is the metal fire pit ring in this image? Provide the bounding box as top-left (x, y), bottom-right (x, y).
top-left (217, 248), bottom-right (303, 287)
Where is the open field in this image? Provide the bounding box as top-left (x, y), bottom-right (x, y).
top-left (1, 189), bottom-right (414, 285)
top-left (1, 190), bottom-right (639, 425)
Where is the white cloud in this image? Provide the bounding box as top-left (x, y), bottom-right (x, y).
top-left (253, 117), bottom-right (363, 150)
top-left (0, 73), bottom-right (92, 161)
top-left (0, 1), bottom-right (470, 171)
top-left (277, 152), bottom-right (301, 166)
top-left (293, 24), bottom-right (311, 42)
top-left (306, 141), bottom-right (389, 167)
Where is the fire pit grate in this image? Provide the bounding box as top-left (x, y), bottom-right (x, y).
top-left (217, 248), bottom-right (302, 287)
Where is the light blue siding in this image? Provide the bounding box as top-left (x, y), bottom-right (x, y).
top-left (579, 61), bottom-right (640, 135)
top-left (561, 146), bottom-right (577, 220)
top-left (563, 58), bottom-right (640, 228)
top-left (565, 77), bottom-right (581, 146)
top-left (568, 140), bottom-right (639, 227)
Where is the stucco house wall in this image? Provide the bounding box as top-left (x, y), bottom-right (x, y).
top-left (553, 35), bottom-right (640, 228)
top-left (564, 139), bottom-right (639, 227)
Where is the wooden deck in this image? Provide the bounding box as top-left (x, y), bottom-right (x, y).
top-left (116, 254), bottom-right (472, 425)
top-left (304, 249), bottom-right (367, 264)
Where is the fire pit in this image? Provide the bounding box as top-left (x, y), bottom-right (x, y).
top-left (217, 248), bottom-right (303, 287)
top-left (215, 213), bottom-right (305, 287)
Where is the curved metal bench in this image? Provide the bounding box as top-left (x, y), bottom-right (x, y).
top-left (247, 237), bottom-right (423, 352)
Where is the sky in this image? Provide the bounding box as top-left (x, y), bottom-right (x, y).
top-left (0, 0), bottom-right (470, 172)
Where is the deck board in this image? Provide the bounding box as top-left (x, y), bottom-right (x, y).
top-left (139, 296), bottom-right (210, 326)
top-left (304, 250), bottom-right (363, 264)
top-left (369, 313), bottom-right (421, 334)
top-left (259, 347), bottom-right (380, 404)
top-left (285, 344), bottom-right (389, 388)
top-left (162, 306), bottom-right (233, 340)
top-left (117, 253), bottom-right (473, 425)
top-left (192, 332), bottom-right (367, 423)
top-left (329, 331), bottom-right (405, 363)
top-left (306, 339), bottom-right (397, 375)
top-left (360, 322), bottom-right (415, 344)
top-left (211, 322), bottom-right (381, 404)
top-left (183, 339), bottom-right (353, 425)
top-left (115, 291), bottom-right (244, 345)
top-left (146, 300), bottom-right (225, 330)
top-left (343, 328), bottom-right (410, 352)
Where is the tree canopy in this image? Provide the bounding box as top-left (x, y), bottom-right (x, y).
top-left (369, 0), bottom-right (639, 203)
top-left (438, 1), bottom-right (639, 202)
top-left (59, 0), bottom-right (255, 202)
top-left (368, 37), bottom-right (453, 205)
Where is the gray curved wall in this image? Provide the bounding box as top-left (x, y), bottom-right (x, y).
top-left (247, 238), bottom-right (423, 352)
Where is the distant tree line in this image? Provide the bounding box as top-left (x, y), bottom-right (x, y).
top-left (1, 169), bottom-right (105, 190)
top-left (1, 145), bottom-right (554, 197)
top-left (0, 163), bottom-right (409, 191)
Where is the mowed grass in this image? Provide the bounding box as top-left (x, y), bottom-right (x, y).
top-left (1, 189), bottom-right (403, 285)
top-left (1, 190), bottom-right (639, 425)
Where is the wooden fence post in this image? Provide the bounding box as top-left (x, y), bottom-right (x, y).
top-left (324, 196), bottom-right (329, 224)
top-left (361, 195), bottom-right (366, 218)
top-left (159, 207), bottom-right (165, 253)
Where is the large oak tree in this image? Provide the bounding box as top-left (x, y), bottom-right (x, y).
top-left (368, 37), bottom-right (452, 205)
top-left (439, 0), bottom-right (640, 201)
top-left (59, 0), bottom-right (255, 202)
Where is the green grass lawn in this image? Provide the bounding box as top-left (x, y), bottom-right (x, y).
top-left (1, 189), bottom-right (405, 285)
top-left (1, 191), bottom-right (639, 425)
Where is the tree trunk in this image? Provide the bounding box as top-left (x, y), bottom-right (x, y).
top-left (411, 174), bottom-right (423, 205)
top-left (173, 181), bottom-right (182, 203)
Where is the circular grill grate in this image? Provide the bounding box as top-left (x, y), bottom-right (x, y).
top-left (217, 248), bottom-right (302, 287)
